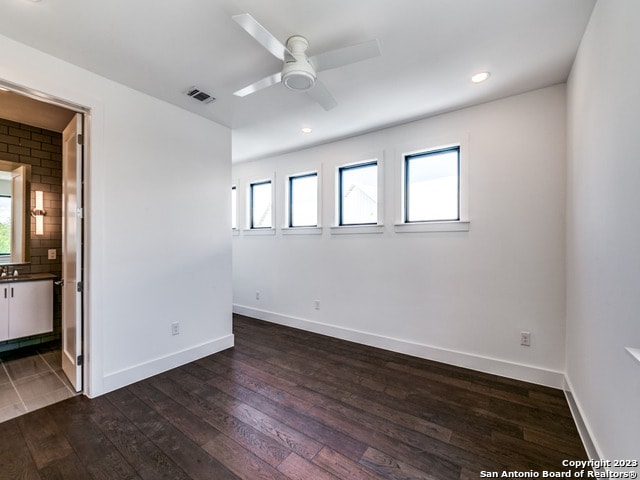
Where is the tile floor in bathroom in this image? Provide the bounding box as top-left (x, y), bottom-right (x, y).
top-left (0, 342), bottom-right (77, 423)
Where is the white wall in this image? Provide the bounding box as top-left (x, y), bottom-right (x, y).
top-left (233, 85), bottom-right (567, 387)
top-left (566, 0), bottom-right (640, 464)
top-left (0, 34), bottom-right (233, 397)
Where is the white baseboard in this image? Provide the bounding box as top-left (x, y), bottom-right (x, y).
top-left (233, 305), bottom-right (565, 389)
top-left (563, 376), bottom-right (602, 461)
top-left (99, 334), bottom-right (234, 396)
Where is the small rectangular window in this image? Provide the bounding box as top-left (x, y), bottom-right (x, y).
top-left (289, 173), bottom-right (318, 227)
top-left (405, 146), bottom-right (459, 222)
top-left (339, 161), bottom-right (378, 226)
top-left (250, 181), bottom-right (272, 229)
top-left (0, 195), bottom-right (11, 256)
top-left (231, 185), bottom-right (237, 230)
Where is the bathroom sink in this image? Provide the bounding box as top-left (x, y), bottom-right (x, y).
top-left (0, 274), bottom-right (34, 281)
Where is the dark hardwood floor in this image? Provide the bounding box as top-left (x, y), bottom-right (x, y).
top-left (0, 314), bottom-right (587, 479)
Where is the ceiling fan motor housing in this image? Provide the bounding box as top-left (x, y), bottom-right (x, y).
top-left (282, 35), bottom-right (316, 91)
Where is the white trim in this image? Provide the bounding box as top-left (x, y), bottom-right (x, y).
top-left (0, 77), bottom-right (90, 114)
top-left (282, 226), bottom-right (323, 235)
top-left (242, 228), bottom-right (276, 236)
top-left (394, 221), bottom-right (469, 233)
top-left (99, 334), bottom-right (234, 396)
top-left (331, 224), bottom-right (385, 235)
top-left (233, 305), bottom-right (565, 388)
top-left (563, 375), bottom-right (603, 462)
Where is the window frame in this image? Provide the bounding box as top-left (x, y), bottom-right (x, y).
top-left (249, 179), bottom-right (273, 230)
top-left (231, 185), bottom-right (238, 231)
top-left (394, 136), bottom-right (469, 233)
top-left (288, 171), bottom-right (319, 228)
top-left (404, 145), bottom-right (460, 224)
top-left (337, 160), bottom-right (379, 227)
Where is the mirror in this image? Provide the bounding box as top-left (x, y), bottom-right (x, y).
top-left (0, 159), bottom-right (31, 265)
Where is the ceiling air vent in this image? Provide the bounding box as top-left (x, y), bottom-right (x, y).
top-left (185, 86), bottom-right (215, 104)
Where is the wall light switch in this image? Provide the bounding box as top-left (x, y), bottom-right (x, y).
top-left (48, 249), bottom-right (57, 260)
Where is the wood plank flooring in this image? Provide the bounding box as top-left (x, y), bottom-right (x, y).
top-left (0, 314), bottom-right (587, 479)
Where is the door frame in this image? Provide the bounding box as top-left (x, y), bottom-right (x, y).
top-left (0, 78), bottom-right (90, 393)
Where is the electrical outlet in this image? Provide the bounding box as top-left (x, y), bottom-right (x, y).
top-left (314, 300), bottom-right (320, 310)
top-left (48, 249), bottom-right (57, 260)
top-left (255, 291), bottom-right (260, 300)
top-left (520, 331), bottom-right (531, 346)
top-left (171, 322), bottom-right (180, 336)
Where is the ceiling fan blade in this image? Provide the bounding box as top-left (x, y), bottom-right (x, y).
top-left (234, 71), bottom-right (282, 97)
top-left (311, 39), bottom-right (381, 72)
top-left (232, 13), bottom-right (292, 61)
top-left (306, 80), bottom-right (337, 111)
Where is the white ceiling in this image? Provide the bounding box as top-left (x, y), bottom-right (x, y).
top-left (0, 0), bottom-right (595, 162)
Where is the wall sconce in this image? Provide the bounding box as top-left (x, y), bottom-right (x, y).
top-left (32, 190), bottom-right (46, 235)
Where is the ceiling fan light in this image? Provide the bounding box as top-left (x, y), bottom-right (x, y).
top-left (282, 70), bottom-right (316, 91)
top-left (282, 36), bottom-right (316, 91)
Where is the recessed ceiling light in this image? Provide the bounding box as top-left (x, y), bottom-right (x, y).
top-left (471, 72), bottom-right (491, 83)
top-left (301, 127), bottom-right (312, 135)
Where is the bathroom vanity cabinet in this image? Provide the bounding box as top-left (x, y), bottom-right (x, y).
top-left (0, 276), bottom-right (54, 341)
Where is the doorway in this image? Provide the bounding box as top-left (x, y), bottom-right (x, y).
top-left (0, 83), bottom-right (86, 422)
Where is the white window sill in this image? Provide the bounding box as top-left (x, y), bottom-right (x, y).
top-left (282, 227), bottom-right (323, 236)
top-left (626, 347), bottom-right (640, 365)
top-left (331, 224), bottom-right (385, 235)
top-left (242, 228), bottom-right (276, 236)
top-left (394, 221), bottom-right (470, 233)
top-left (232, 229), bottom-right (240, 237)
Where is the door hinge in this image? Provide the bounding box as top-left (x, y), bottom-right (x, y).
top-left (77, 355), bottom-right (83, 366)
top-left (76, 207), bottom-right (84, 219)
top-left (77, 134), bottom-right (84, 145)
top-left (77, 281), bottom-right (84, 293)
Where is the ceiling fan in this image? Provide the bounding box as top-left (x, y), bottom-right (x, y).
top-left (232, 13), bottom-right (381, 110)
